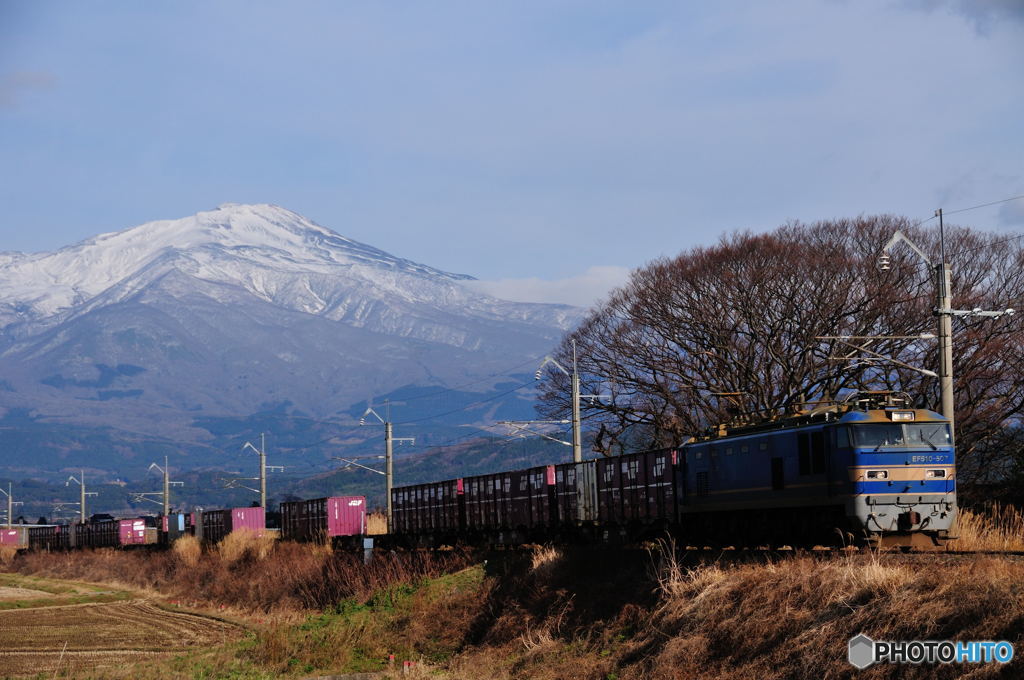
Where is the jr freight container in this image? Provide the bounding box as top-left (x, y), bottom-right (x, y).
top-left (0, 526), bottom-right (29, 548)
top-left (280, 496), bottom-right (367, 542)
top-left (119, 518), bottom-right (154, 546)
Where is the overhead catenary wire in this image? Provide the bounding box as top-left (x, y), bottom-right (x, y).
top-left (891, 193), bottom-right (1024, 264)
top-left (387, 356), bottom-right (541, 404)
top-left (395, 377), bottom-right (537, 426)
top-left (942, 194), bottom-right (1024, 217)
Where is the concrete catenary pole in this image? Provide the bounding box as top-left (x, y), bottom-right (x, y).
top-left (259, 432), bottom-right (267, 509)
top-left (385, 421), bottom-right (394, 530)
top-left (162, 455), bottom-right (171, 516)
top-left (935, 209), bottom-right (956, 443)
top-left (80, 470), bottom-right (86, 522)
top-left (570, 341), bottom-right (582, 464)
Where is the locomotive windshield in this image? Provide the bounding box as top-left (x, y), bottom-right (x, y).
top-left (850, 423), bottom-right (951, 450)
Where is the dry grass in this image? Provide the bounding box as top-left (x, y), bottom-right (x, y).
top-left (367, 512), bottom-right (388, 535)
top-left (10, 538), bottom-right (475, 615)
top-left (0, 545), bottom-right (17, 568)
top-left (953, 502), bottom-right (1024, 551)
top-left (6, 538), bottom-right (1024, 680)
top-left (171, 534), bottom-right (201, 568)
top-left (530, 545), bottom-right (562, 574)
top-left (217, 529), bottom-right (277, 563)
top-left (613, 546), bottom-right (1024, 680)
top-left (448, 543), bottom-right (1024, 680)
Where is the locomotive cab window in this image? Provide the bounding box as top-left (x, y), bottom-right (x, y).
top-left (851, 423), bottom-right (950, 449)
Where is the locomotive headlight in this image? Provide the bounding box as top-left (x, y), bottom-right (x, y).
top-left (889, 411), bottom-right (915, 421)
top-left (866, 470), bottom-right (888, 479)
top-left (926, 469), bottom-right (946, 478)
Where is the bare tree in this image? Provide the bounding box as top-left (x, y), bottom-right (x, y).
top-left (537, 216), bottom-right (1023, 485)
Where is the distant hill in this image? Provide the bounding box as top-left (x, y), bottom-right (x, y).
top-left (0, 204), bottom-right (582, 481)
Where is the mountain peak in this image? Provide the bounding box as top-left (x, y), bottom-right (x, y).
top-left (0, 204), bottom-right (478, 321)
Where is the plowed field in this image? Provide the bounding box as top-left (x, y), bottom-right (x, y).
top-left (0, 599), bottom-right (241, 677)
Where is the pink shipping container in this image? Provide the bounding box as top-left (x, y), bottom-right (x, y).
top-left (230, 506), bottom-right (265, 536)
top-left (326, 496), bottom-right (366, 537)
top-left (280, 496), bottom-right (366, 541)
top-left (118, 519), bottom-right (150, 546)
top-left (0, 526), bottom-right (28, 548)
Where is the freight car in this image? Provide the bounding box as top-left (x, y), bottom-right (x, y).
top-left (391, 392), bottom-right (956, 549)
top-left (280, 496), bottom-right (366, 546)
top-left (196, 506), bottom-right (266, 544)
top-left (20, 518), bottom-right (160, 550)
top-left (158, 512), bottom-right (195, 546)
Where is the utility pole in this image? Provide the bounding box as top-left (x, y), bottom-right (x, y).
top-left (257, 433), bottom-right (267, 509)
top-left (0, 483), bottom-right (23, 529)
top-left (226, 433), bottom-right (284, 507)
top-left (535, 340), bottom-right (607, 463)
top-left (360, 402), bottom-right (414, 532)
top-left (129, 457), bottom-right (183, 515)
top-left (570, 342), bottom-right (582, 462)
top-left (65, 471), bottom-right (97, 523)
top-left (879, 219), bottom-right (1015, 443)
top-left (163, 456), bottom-right (170, 515)
top-left (935, 209), bottom-right (956, 440)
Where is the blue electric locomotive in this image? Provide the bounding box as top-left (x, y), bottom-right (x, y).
top-left (681, 391), bottom-right (955, 548)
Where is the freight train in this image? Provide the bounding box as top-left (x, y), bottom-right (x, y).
top-left (390, 392), bottom-right (957, 549)
top-left (1, 496), bottom-right (368, 552)
top-left (3, 393), bottom-right (955, 553)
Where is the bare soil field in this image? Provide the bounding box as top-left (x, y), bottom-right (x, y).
top-left (0, 587), bottom-right (53, 600)
top-left (0, 598), bottom-right (242, 678)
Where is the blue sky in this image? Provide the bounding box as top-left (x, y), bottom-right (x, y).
top-left (1, 1), bottom-right (1021, 305)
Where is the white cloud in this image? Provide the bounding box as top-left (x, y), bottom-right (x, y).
top-left (466, 265), bottom-right (631, 308)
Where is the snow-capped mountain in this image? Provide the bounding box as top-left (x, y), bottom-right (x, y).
top-left (0, 204), bottom-right (581, 474)
top-left (0, 203), bottom-right (574, 337)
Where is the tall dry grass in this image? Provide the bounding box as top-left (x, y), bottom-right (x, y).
top-left (10, 537), bottom-right (475, 614)
top-left (366, 512), bottom-right (388, 535)
top-left (171, 534), bottom-right (201, 568)
top-left (614, 544), bottom-right (1024, 680)
top-left (216, 529), bottom-right (277, 563)
top-left (0, 545), bottom-right (16, 568)
top-left (953, 502), bottom-right (1024, 551)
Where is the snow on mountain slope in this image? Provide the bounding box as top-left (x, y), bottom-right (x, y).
top-left (0, 204), bottom-right (577, 340)
top-left (0, 204), bottom-right (582, 456)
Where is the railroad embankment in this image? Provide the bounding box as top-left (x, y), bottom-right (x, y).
top-left (2, 506), bottom-right (1023, 679)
